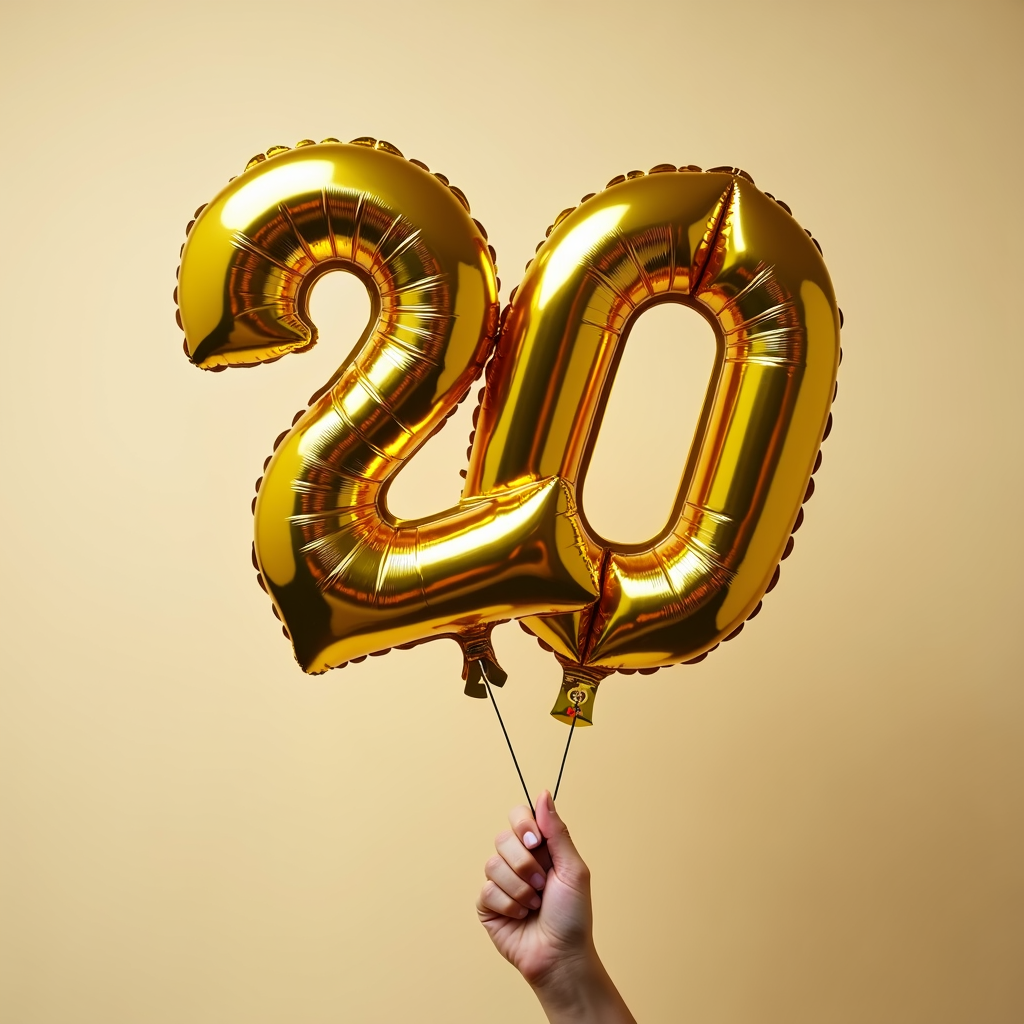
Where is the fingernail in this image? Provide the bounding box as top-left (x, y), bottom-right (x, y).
top-left (529, 894), bottom-right (541, 910)
top-left (531, 873), bottom-right (546, 889)
top-left (524, 831), bottom-right (539, 848)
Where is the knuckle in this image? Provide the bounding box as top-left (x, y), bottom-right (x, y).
top-left (489, 887), bottom-right (513, 912)
top-left (510, 850), bottom-right (533, 874)
top-left (484, 855), bottom-right (503, 876)
top-left (494, 829), bottom-right (514, 848)
top-left (565, 862), bottom-right (590, 886)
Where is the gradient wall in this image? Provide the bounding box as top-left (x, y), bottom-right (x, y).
top-left (1, 2), bottom-right (1021, 1021)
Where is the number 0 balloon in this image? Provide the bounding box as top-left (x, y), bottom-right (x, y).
top-left (469, 166), bottom-right (841, 724)
top-left (175, 139), bottom-right (840, 730)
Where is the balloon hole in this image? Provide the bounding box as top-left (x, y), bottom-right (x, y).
top-left (306, 268), bottom-right (374, 337)
top-left (580, 301), bottom-right (717, 546)
top-left (302, 268), bottom-right (375, 395)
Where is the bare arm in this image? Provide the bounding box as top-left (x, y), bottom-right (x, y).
top-left (477, 790), bottom-right (636, 1024)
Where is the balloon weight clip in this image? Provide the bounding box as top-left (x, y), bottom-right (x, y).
top-left (458, 624), bottom-right (507, 698)
top-left (549, 666), bottom-right (607, 727)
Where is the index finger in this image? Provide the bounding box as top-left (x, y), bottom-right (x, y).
top-left (508, 803), bottom-right (552, 872)
top-left (508, 803), bottom-right (542, 852)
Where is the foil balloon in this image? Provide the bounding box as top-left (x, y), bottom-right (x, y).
top-left (176, 139), bottom-right (598, 690)
top-left (463, 165), bottom-right (841, 725)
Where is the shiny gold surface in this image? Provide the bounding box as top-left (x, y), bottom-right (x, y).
top-left (177, 140), bottom-right (598, 675)
top-left (178, 146), bottom-right (837, 698)
top-left (464, 167), bottom-right (840, 693)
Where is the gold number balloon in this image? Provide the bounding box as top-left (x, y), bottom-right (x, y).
top-left (177, 144), bottom-right (840, 724)
top-left (463, 166), bottom-right (840, 724)
top-left (176, 139), bottom-right (598, 688)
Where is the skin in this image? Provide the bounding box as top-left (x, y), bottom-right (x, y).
top-left (477, 790), bottom-right (637, 1024)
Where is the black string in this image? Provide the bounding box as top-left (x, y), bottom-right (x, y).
top-left (552, 695), bottom-right (581, 803)
top-left (481, 662), bottom-right (535, 817)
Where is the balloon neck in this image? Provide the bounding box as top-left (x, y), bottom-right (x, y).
top-left (550, 661), bottom-right (611, 727)
top-left (457, 623), bottom-right (507, 698)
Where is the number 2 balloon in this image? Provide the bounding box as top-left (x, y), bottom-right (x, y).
top-left (175, 137), bottom-right (840, 731)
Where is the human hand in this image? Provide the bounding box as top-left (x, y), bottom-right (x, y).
top-left (477, 791), bottom-right (635, 1023)
top-left (476, 789), bottom-right (594, 986)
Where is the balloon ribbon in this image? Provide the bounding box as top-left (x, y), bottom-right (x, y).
top-left (552, 695), bottom-right (581, 803)
top-left (481, 663), bottom-right (583, 813)
top-left (481, 662), bottom-right (535, 817)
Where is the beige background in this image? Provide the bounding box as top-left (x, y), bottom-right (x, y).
top-left (1, 1), bottom-right (1022, 1021)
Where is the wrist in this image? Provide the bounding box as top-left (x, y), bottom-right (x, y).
top-left (529, 944), bottom-right (600, 997)
top-left (530, 948), bottom-right (634, 1024)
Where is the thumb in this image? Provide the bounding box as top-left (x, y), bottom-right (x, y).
top-left (536, 790), bottom-right (589, 887)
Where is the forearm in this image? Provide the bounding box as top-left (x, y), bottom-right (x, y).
top-left (531, 950), bottom-right (637, 1024)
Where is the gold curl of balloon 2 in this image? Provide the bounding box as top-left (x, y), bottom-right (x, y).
top-left (176, 138), bottom-right (599, 693)
top-left (176, 142), bottom-right (840, 724)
